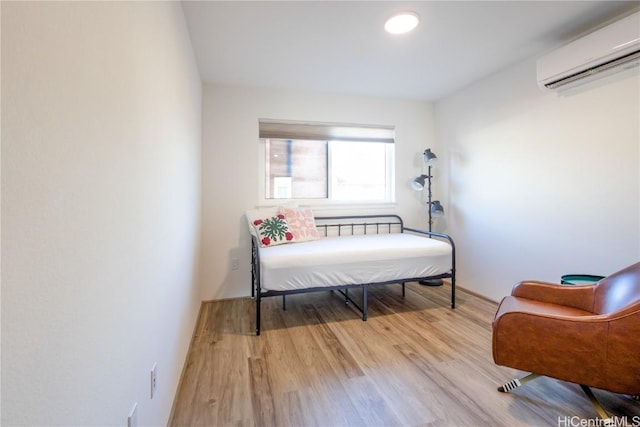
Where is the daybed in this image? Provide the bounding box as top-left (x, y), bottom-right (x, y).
top-left (248, 211), bottom-right (456, 335)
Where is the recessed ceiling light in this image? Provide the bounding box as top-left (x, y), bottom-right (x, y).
top-left (384, 12), bottom-right (419, 35)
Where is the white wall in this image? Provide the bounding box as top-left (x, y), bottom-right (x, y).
top-left (201, 85), bottom-right (436, 300)
top-left (435, 58), bottom-right (640, 302)
top-left (1, 2), bottom-right (202, 425)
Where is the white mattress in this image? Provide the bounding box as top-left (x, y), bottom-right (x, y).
top-left (258, 233), bottom-right (452, 292)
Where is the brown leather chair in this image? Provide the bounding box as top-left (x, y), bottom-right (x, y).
top-left (492, 262), bottom-right (640, 419)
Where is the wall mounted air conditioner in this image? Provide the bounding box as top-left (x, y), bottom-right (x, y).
top-left (537, 11), bottom-right (640, 91)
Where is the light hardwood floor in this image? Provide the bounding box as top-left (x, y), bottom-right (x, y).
top-left (169, 282), bottom-right (639, 426)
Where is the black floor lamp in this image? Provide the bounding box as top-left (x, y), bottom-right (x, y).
top-left (412, 148), bottom-right (445, 286)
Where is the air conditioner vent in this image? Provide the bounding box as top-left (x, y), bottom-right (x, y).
top-left (544, 49), bottom-right (640, 90)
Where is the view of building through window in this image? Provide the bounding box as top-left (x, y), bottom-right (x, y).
top-left (265, 139), bottom-right (328, 199)
top-left (264, 138), bottom-right (392, 202)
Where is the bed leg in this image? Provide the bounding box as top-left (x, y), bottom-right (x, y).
top-left (282, 295), bottom-right (286, 311)
top-left (256, 292), bottom-right (261, 336)
top-left (451, 276), bottom-right (456, 309)
top-left (402, 282), bottom-right (406, 297)
top-left (344, 289), bottom-right (349, 305)
top-left (362, 287), bottom-right (368, 321)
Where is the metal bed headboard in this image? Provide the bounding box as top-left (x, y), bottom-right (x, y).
top-left (313, 214), bottom-right (404, 237)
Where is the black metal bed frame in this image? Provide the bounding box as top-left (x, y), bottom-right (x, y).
top-left (251, 214), bottom-right (456, 335)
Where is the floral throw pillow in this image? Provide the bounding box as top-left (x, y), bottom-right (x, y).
top-left (252, 215), bottom-right (295, 247)
top-left (279, 207), bottom-right (320, 242)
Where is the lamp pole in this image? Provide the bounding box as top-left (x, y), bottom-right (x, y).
top-left (420, 164), bottom-right (443, 287)
top-left (427, 165), bottom-right (433, 233)
top-left (412, 148), bottom-right (444, 286)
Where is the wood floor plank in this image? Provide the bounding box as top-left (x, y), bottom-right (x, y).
top-left (304, 304), bottom-right (365, 377)
top-left (340, 375), bottom-right (404, 427)
top-left (169, 283), bottom-right (640, 427)
top-left (248, 356), bottom-right (276, 426)
top-left (280, 390), bottom-right (307, 427)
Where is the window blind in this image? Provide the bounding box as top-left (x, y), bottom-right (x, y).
top-left (259, 119), bottom-right (395, 143)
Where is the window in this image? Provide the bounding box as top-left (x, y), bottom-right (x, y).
top-left (259, 120), bottom-right (395, 204)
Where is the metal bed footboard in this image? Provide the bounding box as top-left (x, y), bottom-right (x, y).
top-left (251, 214), bottom-right (456, 335)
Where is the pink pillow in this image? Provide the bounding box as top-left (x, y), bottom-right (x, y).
top-left (252, 215), bottom-right (295, 247)
top-left (279, 207), bottom-right (320, 242)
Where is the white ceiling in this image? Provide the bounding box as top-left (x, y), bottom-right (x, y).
top-left (181, 1), bottom-right (638, 101)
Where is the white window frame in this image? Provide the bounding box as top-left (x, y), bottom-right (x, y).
top-left (257, 120), bottom-right (396, 209)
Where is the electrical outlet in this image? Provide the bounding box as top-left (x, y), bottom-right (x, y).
top-left (128, 403), bottom-right (138, 427)
top-left (231, 257), bottom-right (239, 270)
top-left (150, 363), bottom-right (157, 399)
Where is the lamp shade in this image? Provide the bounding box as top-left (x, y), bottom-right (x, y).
top-left (411, 175), bottom-right (427, 191)
top-left (423, 148), bottom-right (438, 166)
top-left (431, 200), bottom-right (445, 217)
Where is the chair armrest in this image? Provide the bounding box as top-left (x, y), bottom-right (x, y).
top-left (511, 280), bottom-right (595, 313)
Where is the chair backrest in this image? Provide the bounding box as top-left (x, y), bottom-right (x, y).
top-left (593, 262), bottom-right (640, 315)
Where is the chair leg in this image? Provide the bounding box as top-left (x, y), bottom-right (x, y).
top-left (580, 385), bottom-right (612, 422)
top-left (498, 375), bottom-right (620, 423)
top-left (497, 373), bottom-right (540, 392)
